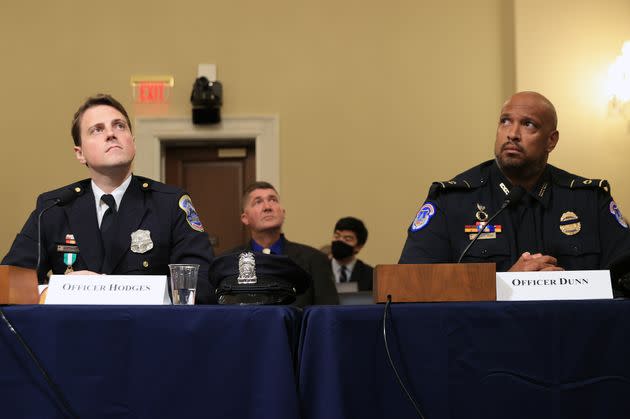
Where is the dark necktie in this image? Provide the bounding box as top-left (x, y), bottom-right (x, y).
top-left (339, 265), bottom-right (348, 283)
top-left (100, 194), bottom-right (117, 262)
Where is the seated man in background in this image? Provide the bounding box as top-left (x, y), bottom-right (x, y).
top-left (331, 217), bottom-right (373, 291)
top-left (2, 94), bottom-right (214, 303)
top-left (225, 181), bottom-right (339, 306)
top-left (399, 91), bottom-right (630, 273)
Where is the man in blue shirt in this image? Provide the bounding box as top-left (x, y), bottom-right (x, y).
top-left (225, 181), bottom-right (338, 306)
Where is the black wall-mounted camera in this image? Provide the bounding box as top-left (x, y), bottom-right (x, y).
top-left (190, 76), bottom-right (223, 124)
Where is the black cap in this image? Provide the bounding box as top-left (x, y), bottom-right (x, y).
top-left (209, 252), bottom-right (311, 305)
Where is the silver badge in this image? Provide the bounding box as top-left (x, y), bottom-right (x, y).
top-left (130, 229), bottom-right (154, 254)
top-left (237, 252), bottom-right (257, 284)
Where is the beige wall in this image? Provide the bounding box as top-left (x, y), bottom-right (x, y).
top-left (1, 0), bottom-right (513, 265)
top-left (514, 0), bottom-right (630, 216)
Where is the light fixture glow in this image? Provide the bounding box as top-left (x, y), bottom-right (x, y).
top-left (607, 41), bottom-right (630, 107)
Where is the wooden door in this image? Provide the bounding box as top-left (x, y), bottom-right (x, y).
top-left (164, 142), bottom-right (255, 255)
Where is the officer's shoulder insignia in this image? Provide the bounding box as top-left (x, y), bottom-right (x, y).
top-left (567, 178), bottom-right (610, 193)
top-left (434, 179), bottom-right (474, 190)
top-left (428, 177), bottom-right (481, 199)
top-left (609, 201), bottom-right (629, 229)
top-left (178, 194), bottom-right (205, 232)
top-left (552, 169), bottom-right (611, 193)
top-left (410, 202), bottom-right (436, 232)
top-left (134, 176), bottom-right (156, 191)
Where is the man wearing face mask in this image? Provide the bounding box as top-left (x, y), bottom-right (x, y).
top-left (331, 217), bottom-right (373, 291)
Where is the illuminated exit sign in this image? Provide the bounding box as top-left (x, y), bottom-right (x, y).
top-left (130, 75), bottom-right (174, 104)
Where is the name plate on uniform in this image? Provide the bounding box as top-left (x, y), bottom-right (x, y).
top-left (496, 270), bottom-right (613, 301)
top-left (45, 275), bottom-right (170, 305)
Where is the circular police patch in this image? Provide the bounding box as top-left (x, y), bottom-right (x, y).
top-left (410, 202), bottom-right (436, 232)
top-left (179, 195), bottom-right (205, 232)
top-left (610, 201), bottom-right (629, 229)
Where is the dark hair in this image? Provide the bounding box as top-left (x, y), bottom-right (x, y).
top-left (242, 181), bottom-right (279, 209)
top-left (334, 217), bottom-right (368, 245)
top-left (71, 94), bottom-right (132, 146)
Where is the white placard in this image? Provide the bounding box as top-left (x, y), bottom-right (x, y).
top-left (45, 275), bottom-right (171, 305)
top-left (336, 282), bottom-right (359, 293)
top-left (496, 270), bottom-right (613, 301)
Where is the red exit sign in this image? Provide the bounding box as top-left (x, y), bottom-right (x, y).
top-left (130, 76), bottom-right (174, 104)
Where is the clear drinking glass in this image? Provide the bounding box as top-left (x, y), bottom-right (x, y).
top-left (168, 264), bottom-right (200, 305)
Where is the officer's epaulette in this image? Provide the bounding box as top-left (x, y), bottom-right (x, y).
top-left (41, 179), bottom-right (89, 203)
top-left (428, 177), bottom-right (482, 199)
top-left (135, 175), bottom-right (181, 195)
top-left (551, 167), bottom-right (610, 194)
top-left (68, 179), bottom-right (90, 197)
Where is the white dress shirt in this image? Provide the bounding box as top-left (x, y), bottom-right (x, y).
top-left (92, 175), bottom-right (132, 228)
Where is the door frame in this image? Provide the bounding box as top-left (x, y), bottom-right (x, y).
top-left (133, 115), bottom-right (280, 190)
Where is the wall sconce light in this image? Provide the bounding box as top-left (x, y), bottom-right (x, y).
top-left (606, 41), bottom-right (630, 116)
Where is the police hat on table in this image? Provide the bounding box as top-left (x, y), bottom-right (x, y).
top-left (210, 252), bottom-right (311, 305)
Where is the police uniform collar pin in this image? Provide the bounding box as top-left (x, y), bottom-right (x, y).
top-left (237, 252), bottom-right (257, 284)
top-left (538, 182), bottom-right (549, 198)
top-left (499, 182), bottom-right (510, 196)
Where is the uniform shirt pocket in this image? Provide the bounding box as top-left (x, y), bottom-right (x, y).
top-left (550, 234), bottom-right (601, 270)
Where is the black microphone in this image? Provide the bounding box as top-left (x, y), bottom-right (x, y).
top-left (457, 186), bottom-right (526, 263)
top-left (36, 188), bottom-right (78, 275)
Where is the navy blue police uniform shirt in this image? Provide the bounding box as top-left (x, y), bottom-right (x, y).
top-left (399, 160), bottom-right (630, 271)
top-left (1, 175), bottom-right (215, 303)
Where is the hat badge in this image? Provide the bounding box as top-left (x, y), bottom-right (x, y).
top-left (237, 252), bottom-right (258, 284)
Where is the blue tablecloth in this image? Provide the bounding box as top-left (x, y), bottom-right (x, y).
top-left (297, 300), bottom-right (630, 419)
top-left (0, 305), bottom-right (302, 419)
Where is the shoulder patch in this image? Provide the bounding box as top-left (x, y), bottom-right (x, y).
top-left (610, 201), bottom-right (629, 229)
top-left (410, 202), bottom-right (436, 232)
top-left (178, 195), bottom-right (205, 232)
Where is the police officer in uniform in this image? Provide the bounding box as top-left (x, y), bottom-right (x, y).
top-left (2, 94), bottom-right (214, 303)
top-left (399, 91), bottom-right (630, 273)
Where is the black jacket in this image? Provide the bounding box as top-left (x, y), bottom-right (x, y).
top-left (349, 259), bottom-right (374, 291)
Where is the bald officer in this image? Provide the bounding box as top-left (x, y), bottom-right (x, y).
top-left (399, 91), bottom-right (630, 274)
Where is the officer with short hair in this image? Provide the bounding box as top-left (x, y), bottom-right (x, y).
top-left (2, 94), bottom-right (214, 303)
top-left (399, 91), bottom-right (630, 274)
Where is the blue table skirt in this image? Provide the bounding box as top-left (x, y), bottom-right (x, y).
top-left (297, 300), bottom-right (630, 419)
top-left (0, 305), bottom-right (302, 419)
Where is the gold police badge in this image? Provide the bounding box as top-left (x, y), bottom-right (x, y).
top-left (559, 211), bottom-right (581, 236)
